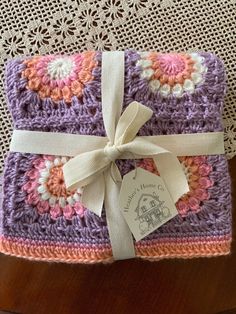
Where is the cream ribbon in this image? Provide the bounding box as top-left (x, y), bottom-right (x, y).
top-left (62, 51), bottom-right (189, 260)
top-left (10, 130), bottom-right (224, 158)
top-left (9, 51), bottom-right (225, 260)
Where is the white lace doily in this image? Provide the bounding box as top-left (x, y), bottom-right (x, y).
top-left (0, 0), bottom-right (236, 172)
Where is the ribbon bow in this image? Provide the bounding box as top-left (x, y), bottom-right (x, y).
top-left (63, 101), bottom-right (189, 217)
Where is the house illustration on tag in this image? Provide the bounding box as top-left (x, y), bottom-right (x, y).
top-left (135, 192), bottom-right (170, 234)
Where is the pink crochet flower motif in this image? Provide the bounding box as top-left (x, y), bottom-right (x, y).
top-left (22, 155), bottom-right (86, 220)
top-left (22, 51), bottom-right (97, 103)
top-left (137, 156), bottom-right (214, 217)
top-left (137, 52), bottom-right (207, 97)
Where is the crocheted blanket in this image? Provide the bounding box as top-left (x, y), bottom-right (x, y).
top-left (0, 51), bottom-right (232, 263)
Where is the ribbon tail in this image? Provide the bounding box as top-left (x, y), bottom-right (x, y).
top-left (153, 155), bottom-right (189, 203)
top-left (110, 162), bottom-right (122, 183)
top-left (104, 169), bottom-right (136, 260)
top-left (81, 175), bottom-right (105, 217)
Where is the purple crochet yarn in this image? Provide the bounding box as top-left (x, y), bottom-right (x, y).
top-left (0, 50), bottom-right (232, 252)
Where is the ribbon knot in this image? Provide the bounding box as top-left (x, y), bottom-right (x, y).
top-left (104, 142), bottom-right (121, 162)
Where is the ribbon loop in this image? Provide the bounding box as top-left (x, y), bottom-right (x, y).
top-left (115, 101), bottom-right (153, 144)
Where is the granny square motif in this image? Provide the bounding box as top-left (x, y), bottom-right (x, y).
top-left (0, 51), bottom-right (232, 263)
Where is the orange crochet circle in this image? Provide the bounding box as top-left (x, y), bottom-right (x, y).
top-left (46, 165), bottom-right (73, 198)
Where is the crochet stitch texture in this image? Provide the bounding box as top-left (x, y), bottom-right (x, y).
top-left (0, 50), bottom-right (232, 263)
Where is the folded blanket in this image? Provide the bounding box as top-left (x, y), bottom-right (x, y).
top-left (0, 50), bottom-right (232, 263)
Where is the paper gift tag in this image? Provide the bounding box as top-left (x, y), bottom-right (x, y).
top-left (119, 167), bottom-right (178, 241)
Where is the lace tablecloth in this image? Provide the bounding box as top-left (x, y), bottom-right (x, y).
top-left (0, 0), bottom-right (236, 172)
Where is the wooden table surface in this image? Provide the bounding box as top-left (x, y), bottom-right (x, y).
top-left (0, 157), bottom-right (235, 314)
